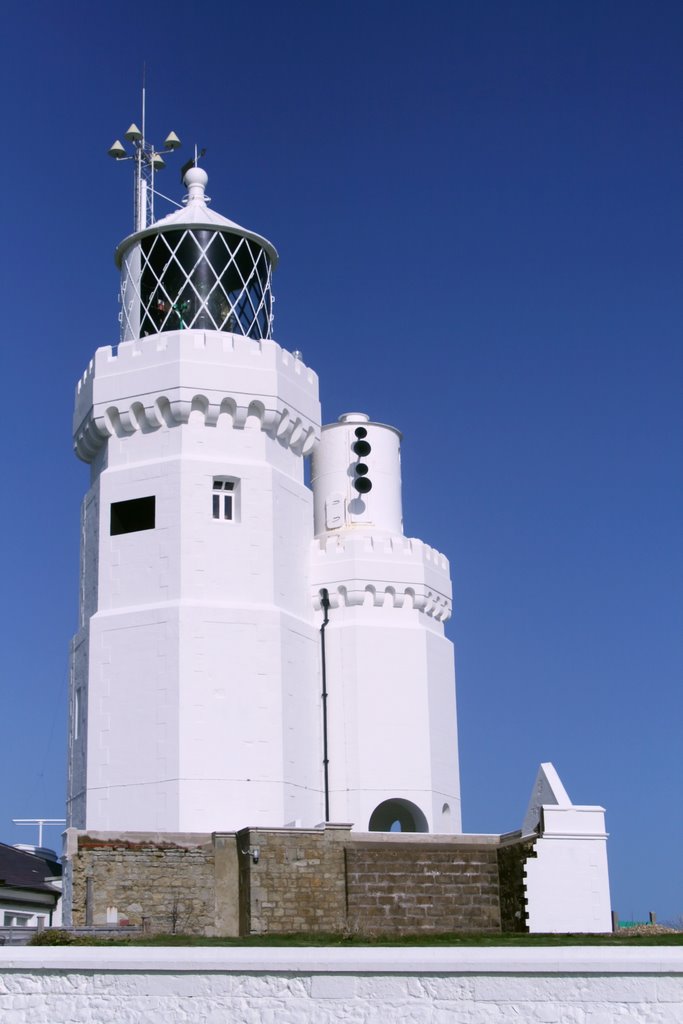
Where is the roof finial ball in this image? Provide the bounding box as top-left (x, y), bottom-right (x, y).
top-left (184, 165), bottom-right (209, 205)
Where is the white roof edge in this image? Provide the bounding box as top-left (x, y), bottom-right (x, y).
top-left (114, 215), bottom-right (278, 269)
top-left (542, 804), bottom-right (607, 813)
top-left (321, 420), bottom-right (403, 440)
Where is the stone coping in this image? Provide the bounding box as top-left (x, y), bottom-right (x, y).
top-left (1, 946), bottom-right (681, 974)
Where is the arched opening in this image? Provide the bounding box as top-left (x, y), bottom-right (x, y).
top-left (368, 798), bottom-right (429, 833)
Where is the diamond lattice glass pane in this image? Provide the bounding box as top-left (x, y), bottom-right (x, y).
top-left (140, 233), bottom-right (189, 334)
top-left (125, 227), bottom-right (274, 341)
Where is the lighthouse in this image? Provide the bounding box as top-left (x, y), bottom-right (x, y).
top-left (67, 143), bottom-right (461, 839)
top-left (63, 128), bottom-right (613, 939)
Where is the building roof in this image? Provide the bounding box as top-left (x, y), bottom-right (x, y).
top-left (0, 842), bottom-right (61, 894)
top-left (115, 165), bottom-right (278, 268)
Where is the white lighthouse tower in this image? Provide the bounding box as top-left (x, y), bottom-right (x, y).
top-left (67, 136), bottom-right (461, 838)
top-left (68, 159), bottom-right (323, 834)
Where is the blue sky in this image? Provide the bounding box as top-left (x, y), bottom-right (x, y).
top-left (0, 1), bottom-right (680, 922)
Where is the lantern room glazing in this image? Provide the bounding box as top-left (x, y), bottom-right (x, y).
top-left (116, 167), bottom-right (277, 343)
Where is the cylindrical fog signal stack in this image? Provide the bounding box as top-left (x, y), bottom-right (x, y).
top-left (310, 413), bottom-right (461, 834)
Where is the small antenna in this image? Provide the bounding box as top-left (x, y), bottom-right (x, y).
top-left (108, 73), bottom-right (182, 232)
top-left (13, 818), bottom-right (65, 849)
top-left (141, 63), bottom-right (146, 146)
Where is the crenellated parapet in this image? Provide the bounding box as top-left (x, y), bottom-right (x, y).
top-left (73, 330), bottom-right (321, 462)
top-left (310, 532), bottom-right (453, 621)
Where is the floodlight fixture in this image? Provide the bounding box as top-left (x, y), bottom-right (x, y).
top-left (108, 140), bottom-right (127, 160)
top-left (110, 90), bottom-right (182, 231)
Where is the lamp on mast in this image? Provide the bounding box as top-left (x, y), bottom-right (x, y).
top-left (108, 113), bottom-right (181, 231)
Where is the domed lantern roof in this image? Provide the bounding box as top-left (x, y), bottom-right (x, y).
top-left (116, 167), bottom-right (279, 342)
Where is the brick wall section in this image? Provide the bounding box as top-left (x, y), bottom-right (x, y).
top-left (497, 833), bottom-right (537, 933)
top-left (238, 827), bottom-right (348, 934)
top-left (345, 843), bottom-right (501, 934)
top-left (69, 833), bottom-right (217, 936)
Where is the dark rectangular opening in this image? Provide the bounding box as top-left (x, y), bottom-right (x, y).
top-left (110, 496), bottom-right (156, 536)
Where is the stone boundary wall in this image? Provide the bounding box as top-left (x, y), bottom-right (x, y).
top-left (69, 834), bottom-right (214, 934)
top-left (239, 826), bottom-right (348, 934)
top-left (237, 831), bottom-right (528, 937)
top-left (66, 832), bottom-right (239, 936)
top-left (0, 947), bottom-right (681, 1023)
top-left (345, 843), bottom-right (501, 934)
top-left (67, 828), bottom-right (533, 937)
top-left (238, 827), bottom-right (530, 936)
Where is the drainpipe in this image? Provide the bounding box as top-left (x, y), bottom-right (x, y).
top-left (319, 588), bottom-right (331, 822)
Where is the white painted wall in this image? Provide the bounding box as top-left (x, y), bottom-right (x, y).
top-left (1, 947), bottom-right (681, 1023)
top-left (311, 412), bottom-right (403, 534)
top-left (522, 763), bottom-right (612, 933)
top-left (71, 374), bottom-right (463, 839)
top-left (525, 807), bottom-right (612, 933)
top-left (310, 415), bottom-right (461, 833)
top-left (69, 331), bottom-right (324, 834)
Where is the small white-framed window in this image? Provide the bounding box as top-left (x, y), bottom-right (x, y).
top-left (4, 912), bottom-right (33, 927)
top-left (212, 478), bottom-right (238, 521)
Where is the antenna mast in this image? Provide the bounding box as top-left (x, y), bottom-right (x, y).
top-left (13, 818), bottom-right (65, 849)
top-left (137, 70), bottom-right (147, 231)
top-left (107, 81), bottom-right (182, 232)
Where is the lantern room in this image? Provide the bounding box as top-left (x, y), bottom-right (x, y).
top-left (115, 166), bottom-right (278, 343)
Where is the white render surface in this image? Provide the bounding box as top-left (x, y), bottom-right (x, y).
top-left (313, 597), bottom-right (461, 832)
top-left (311, 412), bottom-right (404, 534)
top-left (1, 946), bottom-right (681, 1023)
top-left (73, 330), bottom-right (319, 462)
top-left (310, 414), bottom-right (460, 833)
top-left (70, 319), bottom-right (462, 838)
top-left (523, 763), bottom-right (612, 934)
top-left (69, 330), bottom-right (323, 833)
